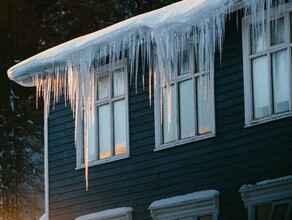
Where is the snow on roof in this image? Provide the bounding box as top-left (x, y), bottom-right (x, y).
top-left (7, 0), bottom-right (242, 86)
top-left (149, 190), bottom-right (220, 210)
top-left (74, 207), bottom-right (133, 220)
top-left (239, 175), bottom-right (292, 192)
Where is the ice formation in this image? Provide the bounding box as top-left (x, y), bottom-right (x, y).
top-left (7, 0), bottom-right (290, 190)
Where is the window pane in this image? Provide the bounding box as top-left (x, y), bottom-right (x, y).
top-left (113, 69), bottom-right (125, 97)
top-left (290, 13), bottom-right (292, 42)
top-left (177, 217), bottom-right (195, 220)
top-left (198, 215), bottom-right (212, 220)
top-left (163, 86), bottom-right (177, 143)
top-left (271, 17), bottom-right (285, 46)
top-left (272, 203), bottom-right (289, 220)
top-left (252, 56), bottom-right (269, 119)
top-left (113, 100), bottom-right (127, 156)
top-left (87, 108), bottom-right (98, 162)
top-left (179, 80), bottom-right (194, 138)
top-left (98, 76), bottom-right (109, 100)
top-left (178, 50), bottom-right (190, 75)
top-left (255, 203), bottom-right (272, 220)
top-left (272, 50), bottom-right (289, 113)
top-left (251, 24), bottom-right (265, 54)
top-left (98, 104), bottom-right (111, 159)
top-left (197, 77), bottom-right (212, 134)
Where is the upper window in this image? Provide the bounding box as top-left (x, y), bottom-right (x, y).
top-left (154, 46), bottom-right (215, 150)
top-left (77, 62), bottom-right (129, 167)
top-left (149, 190), bottom-right (220, 220)
top-left (240, 175), bottom-right (292, 220)
top-left (242, 4), bottom-right (292, 126)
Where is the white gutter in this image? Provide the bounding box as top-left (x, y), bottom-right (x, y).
top-left (43, 85), bottom-right (49, 220)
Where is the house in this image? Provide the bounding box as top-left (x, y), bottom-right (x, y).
top-left (7, 0), bottom-right (292, 219)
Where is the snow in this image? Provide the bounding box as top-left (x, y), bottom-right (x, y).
top-left (6, 0), bottom-right (290, 190)
top-left (240, 175), bottom-right (292, 192)
top-left (74, 207), bottom-right (133, 220)
top-left (149, 190), bottom-right (220, 209)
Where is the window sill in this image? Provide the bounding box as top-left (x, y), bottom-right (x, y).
top-left (154, 132), bottom-right (216, 152)
top-left (245, 111), bottom-right (292, 128)
top-left (75, 154), bottom-right (130, 170)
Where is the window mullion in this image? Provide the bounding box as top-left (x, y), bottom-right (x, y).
top-left (194, 76), bottom-right (198, 137)
top-left (109, 71), bottom-right (114, 157)
top-left (175, 81), bottom-right (179, 141)
top-left (267, 52), bottom-right (273, 116)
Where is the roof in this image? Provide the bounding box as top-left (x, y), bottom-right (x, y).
top-left (7, 0), bottom-right (244, 86)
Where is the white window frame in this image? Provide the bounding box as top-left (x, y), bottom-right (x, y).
top-left (240, 175), bottom-right (292, 220)
top-left (76, 60), bottom-right (130, 168)
top-left (75, 207), bottom-right (133, 220)
top-left (154, 46), bottom-right (216, 151)
top-left (242, 2), bottom-right (292, 127)
top-left (149, 190), bottom-right (220, 220)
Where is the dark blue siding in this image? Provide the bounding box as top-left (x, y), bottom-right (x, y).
top-left (47, 15), bottom-right (292, 220)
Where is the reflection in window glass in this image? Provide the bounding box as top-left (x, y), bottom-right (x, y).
top-left (198, 215), bottom-right (212, 220)
top-left (177, 217), bottom-right (194, 220)
top-left (98, 104), bottom-right (111, 159)
top-left (271, 17), bottom-right (285, 46)
top-left (113, 69), bottom-right (125, 97)
top-left (255, 203), bottom-right (272, 220)
top-left (197, 77), bottom-right (212, 134)
top-left (178, 50), bottom-right (190, 75)
top-left (87, 108), bottom-right (98, 162)
top-left (114, 100), bottom-right (127, 156)
top-left (272, 203), bottom-right (289, 220)
top-left (252, 56), bottom-right (269, 119)
top-left (272, 50), bottom-right (289, 113)
top-left (251, 25), bottom-right (265, 54)
top-left (98, 76), bottom-right (109, 100)
top-left (163, 86), bottom-right (177, 143)
top-left (179, 80), bottom-right (194, 139)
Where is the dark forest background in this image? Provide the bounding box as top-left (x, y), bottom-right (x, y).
top-left (0, 0), bottom-right (179, 219)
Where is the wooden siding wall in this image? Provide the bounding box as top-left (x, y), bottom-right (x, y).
top-left (47, 15), bottom-right (292, 220)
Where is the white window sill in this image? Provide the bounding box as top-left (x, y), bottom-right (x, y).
top-left (75, 154), bottom-right (130, 170)
top-left (154, 132), bottom-right (216, 152)
top-left (245, 111), bottom-right (292, 128)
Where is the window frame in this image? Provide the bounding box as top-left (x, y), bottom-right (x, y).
top-left (76, 60), bottom-right (130, 169)
top-left (242, 2), bottom-right (292, 127)
top-left (148, 190), bottom-right (220, 220)
top-left (154, 45), bottom-right (216, 151)
top-left (240, 175), bottom-right (292, 220)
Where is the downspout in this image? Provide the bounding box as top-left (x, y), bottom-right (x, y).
top-left (43, 85), bottom-right (49, 220)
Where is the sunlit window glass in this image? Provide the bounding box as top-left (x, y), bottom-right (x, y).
top-left (87, 108), bottom-right (98, 162)
top-left (98, 76), bottom-right (109, 100)
top-left (197, 77), bottom-right (212, 135)
top-left (272, 50), bottom-right (289, 113)
top-left (98, 104), bottom-right (111, 159)
top-left (179, 79), bottom-right (194, 138)
top-left (163, 86), bottom-right (177, 143)
top-left (252, 56), bottom-right (269, 119)
top-left (113, 100), bottom-right (127, 156)
top-left (113, 69), bottom-right (125, 97)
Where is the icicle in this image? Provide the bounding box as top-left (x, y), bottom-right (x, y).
top-left (25, 0), bottom-right (291, 191)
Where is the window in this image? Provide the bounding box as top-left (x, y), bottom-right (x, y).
top-left (240, 175), bottom-right (292, 220)
top-left (148, 190), bottom-right (220, 220)
top-left (75, 207), bottom-right (133, 220)
top-left (77, 61), bottom-right (129, 168)
top-left (154, 46), bottom-right (215, 150)
top-left (242, 3), bottom-right (292, 126)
